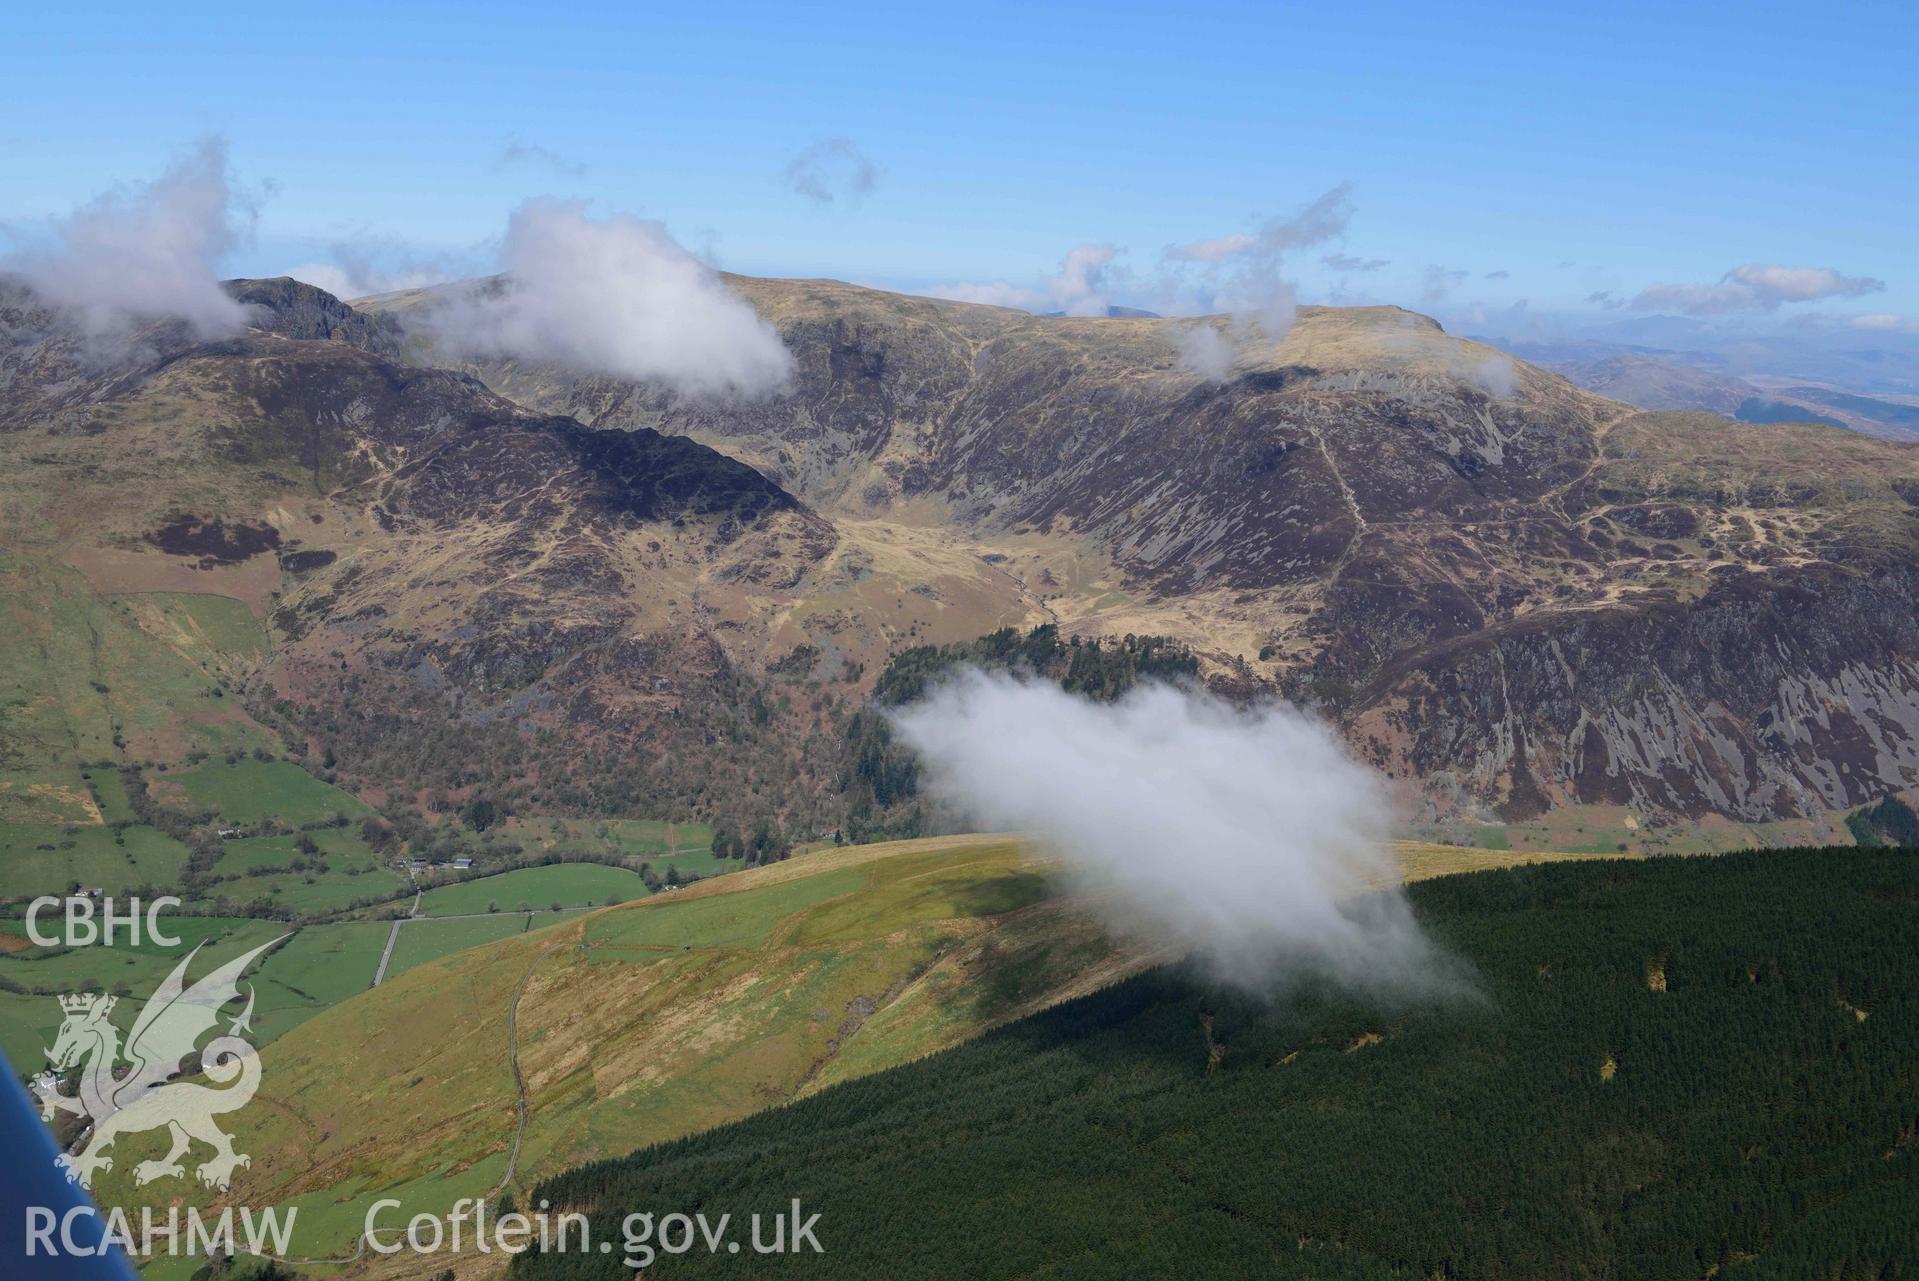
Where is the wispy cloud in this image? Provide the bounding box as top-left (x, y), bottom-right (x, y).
top-left (924, 243), bottom-right (1125, 317)
top-left (1165, 232), bottom-right (1259, 264)
top-left (919, 184), bottom-right (1355, 333)
top-left (1472, 353), bottom-right (1518, 398)
top-left (1421, 265), bottom-right (1469, 304)
top-left (426, 198), bottom-right (793, 398)
top-left (283, 234), bottom-right (465, 300)
top-left (782, 137), bottom-right (880, 206)
top-left (497, 137), bottom-right (587, 176)
top-left (1633, 263), bottom-right (1885, 315)
top-left (2, 136), bottom-right (254, 339)
top-left (1483, 269), bottom-right (1509, 280)
top-left (1321, 252), bottom-right (1390, 273)
top-left (1159, 182), bottom-right (1357, 333)
top-left (1174, 321), bottom-right (1236, 382)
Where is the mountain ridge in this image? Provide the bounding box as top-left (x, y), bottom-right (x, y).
top-left (360, 274), bottom-right (1919, 826)
top-left (7, 274), bottom-right (1919, 832)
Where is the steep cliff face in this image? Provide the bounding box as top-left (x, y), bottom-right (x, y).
top-left (368, 279), bottom-right (1919, 826)
top-left (1337, 564), bottom-right (1919, 822)
top-left (224, 276), bottom-right (408, 355)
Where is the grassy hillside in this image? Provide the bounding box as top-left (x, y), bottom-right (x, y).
top-left (519, 848), bottom-right (1919, 1281)
top-left (74, 834), bottom-right (1583, 1270)
top-left (415, 862), bottom-right (646, 916)
top-left (150, 836), bottom-right (1122, 1261)
top-left (0, 549), bottom-right (414, 914)
top-left (0, 557), bottom-right (277, 788)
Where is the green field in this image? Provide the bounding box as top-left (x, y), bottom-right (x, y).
top-left (84, 768), bottom-right (136, 823)
top-left (166, 758), bottom-right (373, 826)
top-left (524, 848), bottom-right (1919, 1281)
top-left (415, 863), bottom-right (648, 916)
top-left (385, 913), bottom-right (539, 978)
top-left (114, 591), bottom-right (268, 667)
top-left (0, 767), bottom-right (104, 826)
top-left (52, 836), bottom-right (1592, 1269)
top-left (0, 560), bottom-right (390, 918)
top-left (206, 826), bottom-right (404, 914)
top-left (1, 783), bottom-right (393, 908)
top-left (0, 821), bottom-right (192, 898)
top-left (247, 922), bottom-right (391, 1041)
top-left (81, 837), bottom-right (1094, 1263)
top-left (0, 916), bottom-right (383, 1065)
top-left (0, 915), bottom-right (279, 1067)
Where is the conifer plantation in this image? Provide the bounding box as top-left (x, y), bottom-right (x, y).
top-left (520, 849), bottom-right (1919, 1280)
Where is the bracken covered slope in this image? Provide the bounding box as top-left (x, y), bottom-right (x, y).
top-left (0, 278), bottom-right (841, 820)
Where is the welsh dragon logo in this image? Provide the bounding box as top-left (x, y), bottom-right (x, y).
top-left (37, 937), bottom-right (284, 1191)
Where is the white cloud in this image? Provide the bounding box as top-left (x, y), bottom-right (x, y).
top-left (889, 671), bottom-right (1466, 995)
top-left (1473, 353), bottom-right (1518, 398)
top-left (1159, 183), bottom-right (1356, 333)
top-left (281, 263), bottom-right (360, 299)
top-left (924, 242), bottom-right (1124, 317)
top-left (3, 137), bottom-right (253, 339)
top-left (427, 198), bottom-right (794, 399)
top-left (1850, 312), bottom-right (1913, 331)
top-left (1174, 323), bottom-right (1236, 382)
top-left (1151, 187), bottom-right (1366, 335)
top-left (1051, 243), bottom-right (1123, 316)
top-left (782, 138), bottom-right (880, 206)
top-left (917, 185), bottom-right (1355, 331)
top-left (1633, 263), bottom-right (1885, 315)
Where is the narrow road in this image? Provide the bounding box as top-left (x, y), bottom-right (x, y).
top-left (369, 886), bottom-right (421, 988)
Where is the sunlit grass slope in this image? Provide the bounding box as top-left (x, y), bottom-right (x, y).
top-left (87, 834), bottom-right (1588, 1269)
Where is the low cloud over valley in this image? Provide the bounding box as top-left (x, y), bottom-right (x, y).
top-left (890, 671), bottom-right (1467, 997)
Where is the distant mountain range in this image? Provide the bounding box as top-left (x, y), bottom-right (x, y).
top-left (1481, 323), bottom-right (1919, 443)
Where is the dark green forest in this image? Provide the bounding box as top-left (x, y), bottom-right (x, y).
top-left (514, 848), bottom-right (1919, 1280)
top-left (1847, 795), bottom-right (1919, 849)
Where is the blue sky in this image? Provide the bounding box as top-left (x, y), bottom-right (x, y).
top-left (4, 0), bottom-right (1914, 321)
